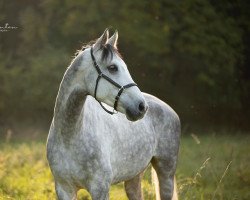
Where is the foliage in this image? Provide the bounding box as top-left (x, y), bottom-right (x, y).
top-left (0, 0), bottom-right (249, 128)
top-left (0, 133), bottom-right (250, 199)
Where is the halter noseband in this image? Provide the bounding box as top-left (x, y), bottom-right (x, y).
top-left (90, 47), bottom-right (137, 115)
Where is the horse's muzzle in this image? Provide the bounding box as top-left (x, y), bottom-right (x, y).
top-left (125, 100), bottom-right (148, 121)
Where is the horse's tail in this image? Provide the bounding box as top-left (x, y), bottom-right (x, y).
top-left (152, 167), bottom-right (178, 200)
top-left (172, 177), bottom-right (178, 200)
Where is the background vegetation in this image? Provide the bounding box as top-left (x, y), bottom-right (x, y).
top-left (0, 0), bottom-right (249, 131)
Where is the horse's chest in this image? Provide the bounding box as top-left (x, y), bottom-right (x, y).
top-left (47, 136), bottom-right (102, 187)
top-left (48, 145), bottom-right (81, 182)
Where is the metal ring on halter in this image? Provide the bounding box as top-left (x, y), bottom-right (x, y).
top-left (90, 47), bottom-right (138, 115)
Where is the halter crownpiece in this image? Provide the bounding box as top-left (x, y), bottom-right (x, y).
top-left (90, 47), bottom-right (138, 115)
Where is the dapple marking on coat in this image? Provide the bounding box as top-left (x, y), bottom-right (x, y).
top-left (47, 29), bottom-right (180, 200)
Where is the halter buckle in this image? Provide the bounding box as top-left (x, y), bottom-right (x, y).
top-left (98, 73), bottom-right (103, 77)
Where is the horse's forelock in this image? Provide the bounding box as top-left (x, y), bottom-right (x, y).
top-left (101, 43), bottom-right (122, 62)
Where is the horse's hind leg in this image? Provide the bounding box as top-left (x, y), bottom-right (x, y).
top-left (151, 158), bottom-right (177, 200)
top-left (124, 172), bottom-right (144, 200)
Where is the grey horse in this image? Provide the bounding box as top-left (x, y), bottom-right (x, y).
top-left (47, 29), bottom-right (180, 200)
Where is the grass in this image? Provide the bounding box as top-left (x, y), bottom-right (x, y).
top-left (177, 133), bottom-right (250, 200)
top-left (0, 132), bottom-right (250, 200)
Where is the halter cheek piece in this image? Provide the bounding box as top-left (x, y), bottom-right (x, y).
top-left (90, 47), bottom-right (137, 115)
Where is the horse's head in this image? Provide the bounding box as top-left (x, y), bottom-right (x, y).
top-left (80, 29), bottom-right (148, 121)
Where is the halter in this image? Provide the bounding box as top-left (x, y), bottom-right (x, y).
top-left (90, 47), bottom-right (137, 115)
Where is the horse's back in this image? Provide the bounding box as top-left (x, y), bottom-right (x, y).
top-left (143, 93), bottom-right (180, 126)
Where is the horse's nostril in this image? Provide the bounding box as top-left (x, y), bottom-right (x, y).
top-left (138, 102), bottom-right (145, 112)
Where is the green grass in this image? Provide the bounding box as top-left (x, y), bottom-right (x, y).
top-left (0, 132), bottom-right (249, 200)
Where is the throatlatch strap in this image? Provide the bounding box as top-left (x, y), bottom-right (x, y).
top-left (99, 102), bottom-right (116, 115)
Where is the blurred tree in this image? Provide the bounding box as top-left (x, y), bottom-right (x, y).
top-left (0, 0), bottom-right (249, 130)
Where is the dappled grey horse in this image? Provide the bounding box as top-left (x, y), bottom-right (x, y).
top-left (47, 29), bottom-right (180, 200)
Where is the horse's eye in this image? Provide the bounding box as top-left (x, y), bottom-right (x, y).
top-left (107, 65), bottom-right (118, 73)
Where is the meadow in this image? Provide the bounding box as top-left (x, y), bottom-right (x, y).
top-left (0, 131), bottom-right (249, 200)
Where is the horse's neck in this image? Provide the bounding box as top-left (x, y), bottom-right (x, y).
top-left (53, 66), bottom-right (87, 132)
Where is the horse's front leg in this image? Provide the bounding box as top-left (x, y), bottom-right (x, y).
top-left (124, 172), bottom-right (144, 200)
top-left (88, 181), bottom-right (110, 200)
top-left (55, 181), bottom-right (77, 200)
top-left (87, 169), bottom-right (112, 200)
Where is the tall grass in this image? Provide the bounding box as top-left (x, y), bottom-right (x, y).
top-left (0, 132), bottom-right (249, 199)
top-left (0, 142), bottom-right (55, 200)
top-left (177, 133), bottom-right (250, 200)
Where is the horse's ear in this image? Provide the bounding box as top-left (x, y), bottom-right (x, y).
top-left (107, 30), bottom-right (118, 49)
top-left (93, 29), bottom-right (109, 50)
